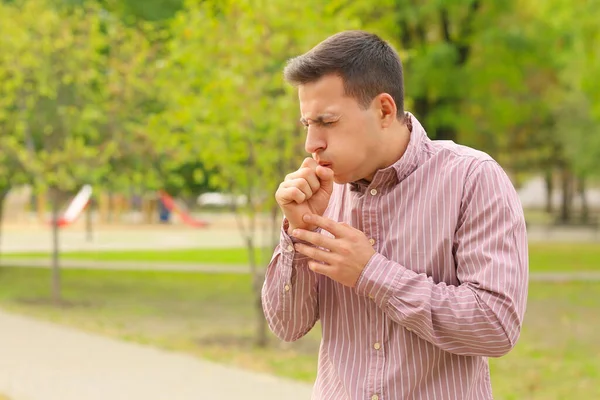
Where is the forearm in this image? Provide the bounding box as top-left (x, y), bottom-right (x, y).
top-left (261, 226), bottom-right (320, 342)
top-left (356, 253), bottom-right (527, 357)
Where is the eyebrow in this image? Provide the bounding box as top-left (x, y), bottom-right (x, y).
top-left (299, 114), bottom-right (340, 125)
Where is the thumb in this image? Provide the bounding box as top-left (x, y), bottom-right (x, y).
top-left (316, 166), bottom-right (334, 195)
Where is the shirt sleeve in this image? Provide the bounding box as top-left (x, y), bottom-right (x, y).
top-left (261, 218), bottom-right (320, 342)
top-left (355, 160), bottom-right (529, 357)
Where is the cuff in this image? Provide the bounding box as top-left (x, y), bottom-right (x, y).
top-left (280, 218), bottom-right (310, 263)
top-left (355, 252), bottom-right (407, 305)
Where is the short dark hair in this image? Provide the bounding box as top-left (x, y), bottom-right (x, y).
top-left (284, 30), bottom-right (405, 118)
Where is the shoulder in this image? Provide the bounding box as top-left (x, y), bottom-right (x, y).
top-left (422, 139), bottom-right (510, 181)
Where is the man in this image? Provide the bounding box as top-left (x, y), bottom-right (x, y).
top-left (261, 30), bottom-right (528, 400)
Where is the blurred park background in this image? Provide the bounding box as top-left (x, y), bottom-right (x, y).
top-left (0, 0), bottom-right (599, 399)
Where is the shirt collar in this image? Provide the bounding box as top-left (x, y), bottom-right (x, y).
top-left (349, 112), bottom-right (425, 193)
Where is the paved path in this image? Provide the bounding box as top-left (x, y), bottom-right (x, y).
top-left (0, 310), bottom-right (313, 400)
top-left (0, 228), bottom-right (250, 254)
top-left (0, 220), bottom-right (597, 255)
top-left (0, 258), bottom-right (251, 274)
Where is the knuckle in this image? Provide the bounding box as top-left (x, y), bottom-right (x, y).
top-left (297, 167), bottom-right (314, 179)
top-left (339, 243), bottom-right (351, 256)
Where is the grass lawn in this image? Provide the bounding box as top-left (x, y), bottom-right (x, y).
top-left (3, 247), bottom-right (261, 265)
top-left (4, 242), bottom-right (600, 272)
top-left (527, 242), bottom-right (600, 272)
top-left (0, 267), bottom-right (598, 399)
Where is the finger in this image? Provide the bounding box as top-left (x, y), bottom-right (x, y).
top-left (308, 260), bottom-right (332, 276)
top-left (294, 243), bottom-right (337, 265)
top-left (292, 228), bottom-right (336, 249)
top-left (315, 165), bottom-right (334, 195)
top-left (301, 157), bottom-right (318, 169)
top-left (276, 187), bottom-right (306, 204)
top-left (302, 214), bottom-right (347, 237)
top-left (287, 168), bottom-right (320, 194)
top-left (281, 178), bottom-right (313, 199)
top-left (300, 168), bottom-right (321, 193)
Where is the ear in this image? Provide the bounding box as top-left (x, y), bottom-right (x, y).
top-left (374, 93), bottom-right (397, 129)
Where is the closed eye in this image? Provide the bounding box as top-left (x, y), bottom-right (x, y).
top-left (302, 121), bottom-right (336, 130)
top-left (300, 116), bottom-right (340, 129)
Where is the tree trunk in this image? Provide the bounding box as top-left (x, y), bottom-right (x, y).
top-left (107, 191), bottom-right (114, 223)
top-left (544, 169), bottom-right (554, 214)
top-left (262, 205), bottom-right (280, 267)
top-left (559, 167), bottom-right (574, 223)
top-left (86, 197), bottom-right (94, 242)
top-left (51, 188), bottom-right (62, 305)
top-left (0, 188), bottom-right (8, 265)
top-left (578, 176), bottom-right (588, 223)
top-left (246, 233), bottom-right (268, 348)
top-left (254, 269), bottom-right (268, 348)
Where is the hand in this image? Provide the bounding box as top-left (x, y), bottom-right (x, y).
top-left (292, 214), bottom-right (376, 288)
top-left (275, 157), bottom-right (334, 234)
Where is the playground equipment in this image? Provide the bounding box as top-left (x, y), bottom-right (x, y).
top-left (55, 185), bottom-right (92, 227)
top-left (157, 190), bottom-right (209, 228)
top-left (41, 186), bottom-right (208, 228)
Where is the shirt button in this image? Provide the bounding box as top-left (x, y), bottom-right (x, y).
top-left (370, 188), bottom-right (378, 196)
top-left (371, 395), bottom-right (379, 400)
top-left (369, 238), bottom-right (375, 246)
top-left (284, 284), bottom-right (291, 292)
top-left (286, 244), bottom-right (293, 252)
top-left (369, 294), bottom-right (375, 299)
top-left (373, 342), bottom-right (381, 350)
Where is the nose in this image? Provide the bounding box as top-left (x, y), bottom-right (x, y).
top-left (304, 126), bottom-right (326, 154)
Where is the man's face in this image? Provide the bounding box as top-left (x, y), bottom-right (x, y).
top-left (298, 74), bottom-right (382, 184)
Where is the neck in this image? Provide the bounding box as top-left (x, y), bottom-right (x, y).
top-left (381, 123), bottom-right (411, 169)
top-left (364, 122), bottom-right (411, 182)
top-left (364, 123), bottom-right (411, 181)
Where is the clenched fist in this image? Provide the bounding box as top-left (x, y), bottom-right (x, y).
top-left (275, 157), bottom-right (334, 235)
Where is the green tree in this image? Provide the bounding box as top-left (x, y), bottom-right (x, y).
top-left (0, 1), bottom-right (35, 260)
top-left (346, 1), bottom-right (516, 142)
top-left (6, 0), bottom-right (154, 302)
top-left (543, 0), bottom-right (600, 221)
top-left (94, 14), bottom-right (166, 204)
top-left (14, 0), bottom-right (111, 303)
top-left (154, 0), bottom-right (358, 346)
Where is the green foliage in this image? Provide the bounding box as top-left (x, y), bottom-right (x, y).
top-left (152, 0), bottom-right (359, 212)
top-left (0, 0), bottom-right (598, 207)
top-left (0, 2), bottom-right (31, 192)
top-left (0, 0), bottom-right (167, 197)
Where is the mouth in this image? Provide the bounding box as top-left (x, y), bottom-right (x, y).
top-left (318, 161), bottom-right (333, 169)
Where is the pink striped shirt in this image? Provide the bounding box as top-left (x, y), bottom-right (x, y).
top-left (262, 113), bottom-right (529, 400)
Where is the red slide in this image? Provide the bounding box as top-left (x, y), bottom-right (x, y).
top-left (51, 185), bottom-right (93, 228)
top-left (157, 190), bottom-right (209, 228)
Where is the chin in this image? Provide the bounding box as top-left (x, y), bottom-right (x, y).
top-left (332, 174), bottom-right (351, 185)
